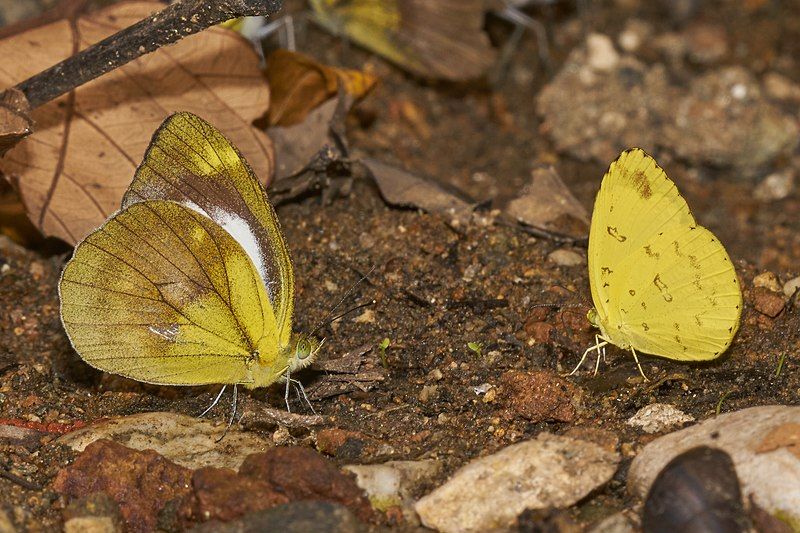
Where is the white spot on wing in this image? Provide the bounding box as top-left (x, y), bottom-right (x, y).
top-left (215, 210), bottom-right (267, 280)
top-left (182, 201), bottom-right (270, 295)
top-left (149, 324), bottom-right (179, 341)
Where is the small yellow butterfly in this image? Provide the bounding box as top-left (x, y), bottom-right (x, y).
top-left (574, 148), bottom-right (742, 378)
top-left (59, 112), bottom-right (320, 393)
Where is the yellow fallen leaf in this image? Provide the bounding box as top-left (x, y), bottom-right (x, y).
top-left (265, 49), bottom-right (377, 127)
top-left (0, 1), bottom-right (273, 245)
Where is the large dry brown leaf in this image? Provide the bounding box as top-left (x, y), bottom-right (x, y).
top-left (0, 1), bottom-right (273, 245)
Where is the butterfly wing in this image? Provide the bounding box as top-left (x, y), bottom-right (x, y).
top-left (122, 112), bottom-right (294, 348)
top-left (588, 149), bottom-right (697, 322)
top-left (59, 200), bottom-right (286, 386)
top-left (310, 0), bottom-right (493, 80)
top-left (608, 224), bottom-right (742, 360)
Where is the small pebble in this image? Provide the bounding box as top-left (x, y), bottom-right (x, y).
top-left (783, 276), bottom-right (800, 298)
top-left (586, 33), bottom-right (619, 72)
top-left (754, 170), bottom-right (794, 201)
top-left (627, 404), bottom-right (695, 434)
top-left (547, 248), bottom-right (585, 266)
top-left (752, 271), bottom-right (782, 292)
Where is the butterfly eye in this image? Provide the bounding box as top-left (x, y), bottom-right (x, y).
top-left (296, 338), bottom-right (311, 360)
top-left (587, 309), bottom-right (599, 327)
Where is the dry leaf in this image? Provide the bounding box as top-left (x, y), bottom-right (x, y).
top-left (505, 167), bottom-right (589, 239)
top-left (364, 158), bottom-right (475, 223)
top-left (0, 1), bottom-right (273, 245)
top-left (269, 97), bottom-right (342, 181)
top-left (265, 49), bottom-right (376, 127)
top-left (0, 88), bottom-right (32, 157)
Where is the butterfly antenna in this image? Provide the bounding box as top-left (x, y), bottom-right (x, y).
top-left (310, 264), bottom-right (377, 337)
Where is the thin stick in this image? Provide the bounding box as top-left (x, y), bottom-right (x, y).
top-left (14, 0), bottom-right (283, 109)
top-left (0, 468), bottom-right (42, 491)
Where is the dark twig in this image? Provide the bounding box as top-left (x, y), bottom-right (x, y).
top-left (14, 0), bottom-right (283, 109)
top-left (0, 467), bottom-right (42, 491)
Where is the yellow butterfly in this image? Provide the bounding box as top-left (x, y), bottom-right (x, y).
top-left (308, 0), bottom-right (495, 81)
top-left (59, 112), bottom-right (320, 397)
top-left (575, 148), bottom-right (742, 378)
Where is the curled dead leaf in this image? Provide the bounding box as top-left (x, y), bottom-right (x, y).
top-left (0, 1), bottom-right (273, 245)
top-left (265, 49), bottom-right (377, 127)
top-left (364, 158), bottom-right (475, 223)
top-left (504, 166), bottom-right (589, 239)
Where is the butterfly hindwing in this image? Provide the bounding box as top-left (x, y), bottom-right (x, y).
top-left (122, 112), bottom-right (294, 347)
top-left (60, 199), bottom-right (284, 386)
top-left (608, 224), bottom-right (742, 360)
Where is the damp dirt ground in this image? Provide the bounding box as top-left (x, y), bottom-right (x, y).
top-left (3, 0), bottom-right (800, 530)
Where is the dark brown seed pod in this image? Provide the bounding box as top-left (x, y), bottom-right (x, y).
top-left (643, 446), bottom-right (748, 533)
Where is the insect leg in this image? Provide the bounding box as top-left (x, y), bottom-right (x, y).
top-left (284, 369), bottom-right (292, 413)
top-left (630, 347), bottom-right (650, 382)
top-left (199, 385), bottom-right (227, 417)
top-left (567, 338), bottom-right (608, 376)
top-left (216, 384), bottom-right (238, 443)
top-left (289, 378), bottom-right (317, 415)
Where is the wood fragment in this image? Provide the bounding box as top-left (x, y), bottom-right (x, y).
top-left (13, 0), bottom-right (283, 109)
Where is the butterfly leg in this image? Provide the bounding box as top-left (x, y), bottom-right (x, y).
top-left (215, 384), bottom-right (239, 444)
top-left (567, 336), bottom-right (608, 376)
top-left (284, 369), bottom-right (293, 413)
top-left (289, 378), bottom-right (317, 415)
top-left (630, 347), bottom-right (650, 382)
top-left (199, 385), bottom-right (227, 417)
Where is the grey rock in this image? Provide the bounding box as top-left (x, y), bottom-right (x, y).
top-left (626, 403), bottom-right (694, 434)
top-left (56, 412), bottom-right (271, 470)
top-left (628, 405), bottom-right (800, 525)
top-left (415, 433), bottom-right (619, 532)
top-left (344, 460), bottom-right (443, 524)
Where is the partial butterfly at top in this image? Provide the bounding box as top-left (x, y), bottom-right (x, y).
top-left (575, 148), bottom-right (742, 379)
top-left (309, 0), bottom-right (496, 81)
top-left (59, 112), bottom-right (321, 401)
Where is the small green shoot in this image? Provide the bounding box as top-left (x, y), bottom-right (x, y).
top-left (715, 390), bottom-right (732, 416)
top-left (776, 352), bottom-right (787, 377)
top-left (378, 338), bottom-right (390, 368)
top-left (467, 341), bottom-right (483, 358)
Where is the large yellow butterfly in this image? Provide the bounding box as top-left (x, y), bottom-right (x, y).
top-left (576, 148), bottom-right (742, 378)
top-left (59, 112), bottom-right (320, 393)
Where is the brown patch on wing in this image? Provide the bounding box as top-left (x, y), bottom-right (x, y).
top-left (631, 170), bottom-right (652, 199)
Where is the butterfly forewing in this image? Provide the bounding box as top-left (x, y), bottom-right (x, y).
top-left (122, 112), bottom-right (294, 347)
top-left (608, 224), bottom-right (742, 360)
top-left (589, 149), bottom-right (696, 322)
top-left (60, 200), bottom-right (281, 386)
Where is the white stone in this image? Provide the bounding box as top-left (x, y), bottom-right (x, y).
top-left (586, 33), bottom-right (620, 72)
top-left (754, 170), bottom-right (794, 201)
top-left (344, 460), bottom-right (442, 523)
top-left (547, 248), bottom-right (585, 266)
top-left (415, 433), bottom-right (619, 532)
top-left (627, 403), bottom-right (694, 434)
top-left (56, 411), bottom-right (271, 470)
top-left (63, 517), bottom-right (118, 533)
top-left (628, 405), bottom-right (800, 524)
top-left (783, 276), bottom-right (800, 298)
